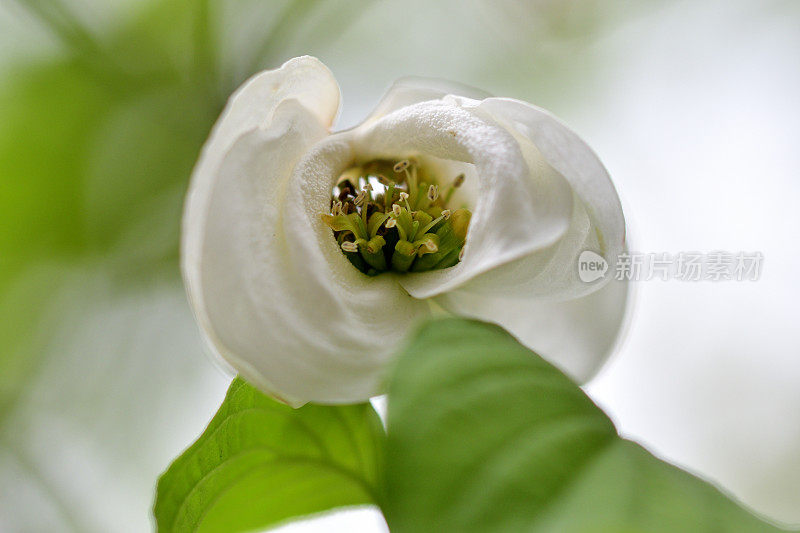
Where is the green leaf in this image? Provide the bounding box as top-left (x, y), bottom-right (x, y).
top-left (384, 318), bottom-right (782, 532)
top-left (154, 378), bottom-right (385, 533)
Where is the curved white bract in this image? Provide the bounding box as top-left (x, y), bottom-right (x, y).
top-left (182, 56), bottom-right (628, 405)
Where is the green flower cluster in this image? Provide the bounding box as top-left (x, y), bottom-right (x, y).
top-left (321, 159), bottom-right (471, 275)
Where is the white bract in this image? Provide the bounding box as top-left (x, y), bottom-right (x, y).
top-left (182, 56), bottom-right (628, 406)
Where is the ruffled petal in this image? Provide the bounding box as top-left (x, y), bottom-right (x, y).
top-left (436, 277), bottom-right (630, 382)
top-left (207, 55), bottom-right (340, 151)
top-left (183, 56), bottom-right (339, 269)
top-left (350, 98), bottom-right (575, 299)
top-left (432, 98), bottom-right (629, 380)
top-left (182, 57), bottom-right (427, 405)
top-left (453, 97), bottom-right (627, 300)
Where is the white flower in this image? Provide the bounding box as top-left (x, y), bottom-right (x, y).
top-left (182, 56), bottom-right (628, 406)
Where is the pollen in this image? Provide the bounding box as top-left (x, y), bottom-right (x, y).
top-left (322, 158), bottom-right (472, 276)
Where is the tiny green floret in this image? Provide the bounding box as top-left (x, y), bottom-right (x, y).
top-left (321, 158), bottom-right (471, 275)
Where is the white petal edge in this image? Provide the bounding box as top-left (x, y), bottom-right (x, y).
top-left (359, 76), bottom-right (492, 127)
top-left (183, 57), bottom-right (428, 405)
top-left (210, 55), bottom-right (339, 153)
top-left (436, 277), bottom-right (631, 383)
top-left (350, 97), bottom-right (575, 300)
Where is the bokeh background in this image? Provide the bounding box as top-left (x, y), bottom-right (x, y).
top-left (0, 0), bottom-right (798, 531)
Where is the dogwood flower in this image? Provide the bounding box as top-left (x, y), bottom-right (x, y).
top-left (182, 56), bottom-right (627, 406)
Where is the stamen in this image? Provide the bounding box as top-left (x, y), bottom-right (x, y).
top-left (398, 191), bottom-right (412, 211)
top-left (354, 190), bottom-right (367, 206)
top-left (393, 160), bottom-right (410, 173)
top-left (394, 160), bottom-right (419, 205)
top-left (384, 182), bottom-right (397, 212)
top-left (418, 210), bottom-right (449, 235)
top-left (324, 158), bottom-right (471, 275)
top-left (405, 166), bottom-right (417, 204)
top-left (444, 173), bottom-right (465, 203)
top-left (427, 184), bottom-right (439, 203)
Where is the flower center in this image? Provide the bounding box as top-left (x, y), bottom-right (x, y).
top-left (321, 158), bottom-right (472, 276)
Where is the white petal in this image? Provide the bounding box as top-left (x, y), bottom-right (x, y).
top-left (183, 57), bottom-right (427, 405)
top-left (183, 56), bottom-right (339, 270)
top-left (361, 76), bottom-right (492, 126)
top-left (451, 186), bottom-right (603, 300)
top-left (351, 98), bottom-right (575, 299)
top-left (455, 97), bottom-right (627, 300)
top-left (436, 277), bottom-right (631, 382)
top-left (210, 55), bottom-right (340, 150)
top-left (434, 98), bottom-right (630, 380)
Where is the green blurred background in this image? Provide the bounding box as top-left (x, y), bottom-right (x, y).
top-left (0, 0), bottom-right (798, 531)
